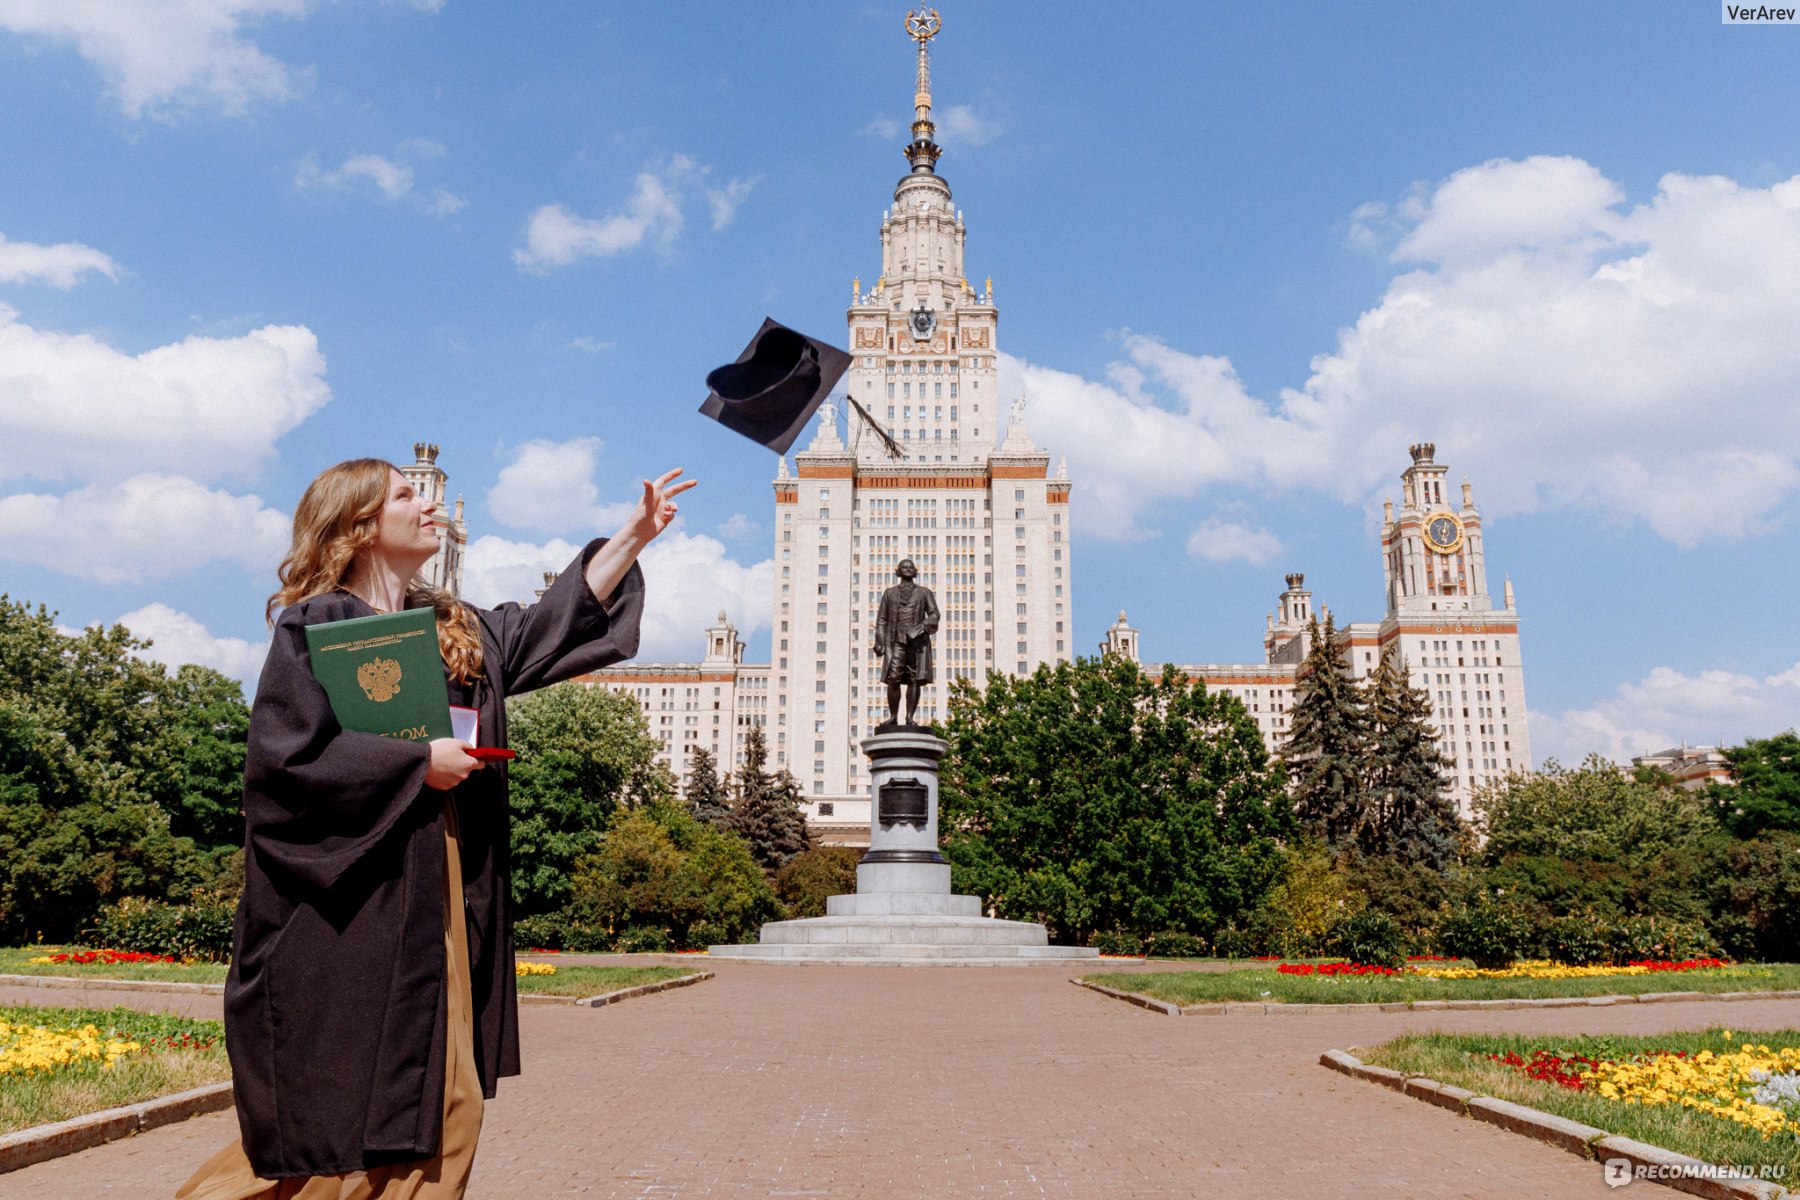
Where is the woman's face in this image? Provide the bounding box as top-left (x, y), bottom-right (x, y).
top-left (372, 469), bottom-right (440, 563)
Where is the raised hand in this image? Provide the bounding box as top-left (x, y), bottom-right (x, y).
top-left (625, 468), bottom-right (699, 543)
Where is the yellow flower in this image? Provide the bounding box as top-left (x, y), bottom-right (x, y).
top-left (515, 962), bottom-right (556, 977)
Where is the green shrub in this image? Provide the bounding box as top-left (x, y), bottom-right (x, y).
top-left (1603, 915), bottom-right (1719, 964)
top-left (91, 892), bottom-right (235, 961)
top-left (1538, 913), bottom-right (1611, 965)
top-left (1146, 930), bottom-right (1208, 958)
top-left (687, 920), bottom-right (736, 948)
top-left (1210, 920), bottom-right (1262, 959)
top-left (1435, 901), bottom-right (1533, 970)
top-left (1090, 930), bottom-right (1143, 956)
top-left (1330, 910), bottom-right (1406, 969)
top-left (617, 926), bottom-right (670, 953)
top-left (774, 846), bottom-right (860, 919)
top-left (565, 804), bottom-right (781, 952)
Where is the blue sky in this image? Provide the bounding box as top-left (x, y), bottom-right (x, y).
top-left (0, 1), bottom-right (1795, 767)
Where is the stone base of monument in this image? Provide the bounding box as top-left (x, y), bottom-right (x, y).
top-left (709, 728), bottom-right (1098, 966)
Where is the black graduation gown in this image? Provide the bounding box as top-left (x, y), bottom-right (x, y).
top-left (225, 540), bottom-right (643, 1178)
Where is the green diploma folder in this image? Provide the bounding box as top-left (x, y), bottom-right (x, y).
top-left (304, 608), bottom-right (453, 743)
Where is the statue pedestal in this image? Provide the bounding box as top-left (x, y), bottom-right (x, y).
top-left (709, 728), bottom-right (1096, 965)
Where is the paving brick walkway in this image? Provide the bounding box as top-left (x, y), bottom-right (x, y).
top-left (6, 964), bottom-right (1796, 1199)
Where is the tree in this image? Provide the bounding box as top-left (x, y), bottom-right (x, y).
top-left (775, 846), bottom-right (861, 918)
top-left (1283, 614), bottom-right (1370, 850)
top-left (727, 726), bottom-right (813, 873)
top-left (504, 682), bottom-right (669, 916)
top-left (683, 746), bottom-right (733, 830)
top-left (156, 665), bottom-right (252, 850)
top-left (0, 597), bottom-right (240, 938)
top-left (565, 801), bottom-right (781, 949)
top-left (1710, 730), bottom-right (1800, 838)
top-left (939, 655), bottom-right (1292, 944)
top-left (1472, 755), bottom-right (1726, 921)
top-left (1362, 654), bottom-right (1459, 868)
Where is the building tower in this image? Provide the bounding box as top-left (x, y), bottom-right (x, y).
top-left (400, 442), bottom-right (467, 596)
top-left (1372, 442), bottom-right (1529, 806)
top-left (1264, 573), bottom-right (1315, 664)
top-left (770, 8), bottom-right (1074, 828)
top-left (1100, 611), bottom-right (1140, 663)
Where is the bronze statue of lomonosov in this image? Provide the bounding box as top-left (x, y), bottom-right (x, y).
top-left (874, 558), bottom-right (939, 726)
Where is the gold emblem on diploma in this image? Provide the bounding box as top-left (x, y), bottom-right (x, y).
top-left (357, 657), bottom-right (403, 702)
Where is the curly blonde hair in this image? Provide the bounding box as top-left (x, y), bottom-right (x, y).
top-left (268, 458), bottom-right (484, 685)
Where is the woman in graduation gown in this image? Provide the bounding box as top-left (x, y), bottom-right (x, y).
top-left (178, 457), bottom-right (695, 1199)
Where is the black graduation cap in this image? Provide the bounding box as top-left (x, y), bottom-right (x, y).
top-left (699, 318), bottom-right (852, 455)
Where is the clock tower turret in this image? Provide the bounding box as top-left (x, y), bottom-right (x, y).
top-left (1382, 441), bottom-right (1491, 616)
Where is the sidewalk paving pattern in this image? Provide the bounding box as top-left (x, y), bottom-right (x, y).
top-left (5, 963), bottom-right (1796, 1198)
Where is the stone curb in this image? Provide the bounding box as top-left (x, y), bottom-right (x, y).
top-left (1321, 1048), bottom-right (1787, 1199)
top-left (0, 972), bottom-right (224, 996)
top-left (1069, 979), bottom-right (1182, 1015)
top-left (0, 1081), bottom-right (234, 1176)
top-left (1076, 981), bottom-right (1800, 1017)
top-left (516, 970), bottom-right (713, 1008)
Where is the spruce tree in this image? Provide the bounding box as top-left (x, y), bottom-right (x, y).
top-left (1363, 654), bottom-right (1459, 868)
top-left (728, 726), bottom-right (814, 873)
top-left (684, 747), bottom-right (733, 830)
top-left (1282, 614), bottom-right (1371, 849)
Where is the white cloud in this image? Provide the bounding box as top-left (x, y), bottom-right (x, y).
top-left (1011, 158), bottom-right (1800, 547)
top-left (460, 534), bottom-right (585, 612)
top-left (484, 437), bottom-right (633, 536)
top-left (514, 155), bottom-right (750, 273)
top-left (295, 144), bottom-right (466, 217)
top-left (0, 304), bottom-right (329, 485)
top-left (937, 104), bottom-right (1000, 146)
top-left (1532, 660), bottom-right (1800, 767)
top-left (568, 336), bottom-right (614, 354)
top-left (0, 232), bottom-right (121, 288)
top-left (1185, 517), bottom-right (1282, 566)
top-left (0, 0), bottom-right (313, 120)
top-left (0, 474), bottom-right (289, 584)
top-left (706, 176), bottom-right (758, 232)
top-left (717, 512), bottom-right (759, 541)
top-left (859, 115), bottom-right (903, 140)
top-left (462, 529), bottom-right (771, 663)
top-left (116, 603), bottom-right (267, 684)
top-left (515, 161), bottom-right (690, 273)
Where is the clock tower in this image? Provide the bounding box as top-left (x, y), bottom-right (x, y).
top-left (1368, 441), bottom-right (1528, 804)
top-left (1382, 441), bottom-right (1491, 616)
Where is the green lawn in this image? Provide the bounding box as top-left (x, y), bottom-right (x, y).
top-left (514, 965), bottom-right (702, 998)
top-left (1359, 1028), bottom-right (1800, 1177)
top-left (1084, 962), bottom-right (1800, 1006)
top-left (0, 1004), bottom-right (231, 1135)
top-left (0, 946), bottom-right (229, 984)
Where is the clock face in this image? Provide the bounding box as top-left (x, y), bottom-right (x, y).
top-left (909, 307), bottom-right (936, 339)
top-left (1425, 512), bottom-right (1463, 554)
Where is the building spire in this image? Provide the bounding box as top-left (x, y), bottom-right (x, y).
top-left (903, 8), bottom-right (943, 174)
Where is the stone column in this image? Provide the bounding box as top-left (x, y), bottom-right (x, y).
top-left (855, 728), bottom-right (951, 897)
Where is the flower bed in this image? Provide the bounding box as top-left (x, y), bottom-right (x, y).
top-left (0, 1004), bottom-right (230, 1135)
top-left (515, 961), bottom-right (556, 977)
top-left (1361, 1028), bottom-right (1800, 1177)
top-left (1276, 962), bottom-right (1400, 977)
top-left (0, 1016), bottom-right (144, 1076)
top-left (1420, 957), bottom-right (1731, 981)
top-left (30, 949), bottom-right (182, 967)
top-left (0, 945), bottom-right (228, 984)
